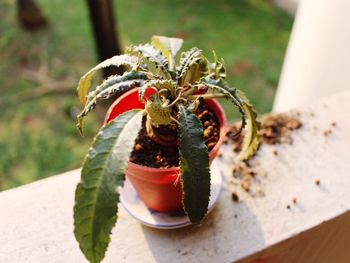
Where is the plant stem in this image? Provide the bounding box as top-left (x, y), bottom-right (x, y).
top-left (165, 91), bottom-right (183, 108)
top-left (182, 86), bottom-right (198, 97)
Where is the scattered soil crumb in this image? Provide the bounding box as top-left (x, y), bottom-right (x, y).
top-left (323, 129), bottom-right (332, 137)
top-left (292, 197), bottom-right (297, 204)
top-left (331, 122), bottom-right (337, 127)
top-left (286, 205), bottom-right (291, 209)
top-left (234, 214), bottom-right (238, 218)
top-left (241, 181), bottom-right (250, 192)
top-left (181, 251), bottom-right (189, 256)
top-left (134, 144), bottom-right (142, 152)
top-left (231, 162), bottom-right (255, 179)
top-left (231, 192), bottom-right (239, 202)
top-left (272, 150), bottom-right (278, 156)
top-left (229, 158), bottom-right (267, 197)
top-left (226, 125), bottom-right (244, 153)
top-left (256, 189), bottom-right (265, 197)
top-left (315, 179), bottom-right (320, 185)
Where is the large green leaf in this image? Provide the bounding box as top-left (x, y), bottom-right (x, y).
top-left (151, 35), bottom-right (183, 70)
top-left (74, 109), bottom-right (143, 263)
top-left (178, 105), bottom-right (210, 224)
top-left (77, 71), bottom-right (149, 134)
top-left (77, 54), bottom-right (140, 104)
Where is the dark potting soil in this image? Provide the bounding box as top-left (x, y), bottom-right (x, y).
top-left (129, 103), bottom-right (220, 168)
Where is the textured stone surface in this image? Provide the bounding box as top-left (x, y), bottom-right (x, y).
top-left (1, 91), bottom-right (350, 262)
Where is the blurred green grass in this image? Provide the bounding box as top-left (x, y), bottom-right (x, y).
top-left (0, 0), bottom-right (293, 190)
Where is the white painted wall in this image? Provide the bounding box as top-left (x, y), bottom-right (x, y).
top-left (273, 0), bottom-right (350, 112)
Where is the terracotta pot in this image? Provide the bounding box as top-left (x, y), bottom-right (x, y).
top-left (104, 88), bottom-right (227, 212)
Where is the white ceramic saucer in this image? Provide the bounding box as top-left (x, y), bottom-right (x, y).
top-left (119, 158), bottom-right (223, 229)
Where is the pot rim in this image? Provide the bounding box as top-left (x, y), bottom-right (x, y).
top-left (104, 88), bottom-right (228, 172)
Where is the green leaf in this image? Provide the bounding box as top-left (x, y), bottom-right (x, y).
top-left (77, 71), bottom-right (149, 134)
top-left (200, 77), bottom-right (260, 160)
top-left (177, 47), bottom-right (208, 85)
top-left (201, 77), bottom-right (246, 130)
top-left (236, 94), bottom-right (261, 161)
top-left (151, 35), bottom-right (183, 70)
top-left (74, 109), bottom-right (143, 263)
top-left (86, 71), bottom-right (149, 103)
top-left (178, 105), bottom-right (210, 224)
top-left (127, 44), bottom-right (171, 78)
top-left (77, 54), bottom-right (140, 104)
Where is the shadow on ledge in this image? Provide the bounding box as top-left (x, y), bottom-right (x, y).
top-left (141, 190), bottom-right (265, 263)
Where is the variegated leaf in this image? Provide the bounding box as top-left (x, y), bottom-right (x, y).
top-left (151, 36), bottom-right (183, 70)
top-left (77, 54), bottom-right (140, 104)
top-left (177, 48), bottom-right (208, 85)
top-left (200, 77), bottom-right (260, 160)
top-left (236, 92), bottom-right (261, 160)
top-left (77, 71), bottom-right (148, 134)
top-left (201, 77), bottom-right (246, 130)
top-left (128, 44), bottom-right (172, 78)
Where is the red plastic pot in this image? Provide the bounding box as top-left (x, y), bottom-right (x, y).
top-left (104, 88), bottom-right (227, 212)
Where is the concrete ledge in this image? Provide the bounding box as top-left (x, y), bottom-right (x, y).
top-left (1, 91), bottom-right (350, 262)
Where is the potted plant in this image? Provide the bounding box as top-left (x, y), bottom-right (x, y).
top-left (73, 36), bottom-right (260, 263)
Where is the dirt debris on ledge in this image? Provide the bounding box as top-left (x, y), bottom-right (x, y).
top-left (225, 113), bottom-right (303, 200)
top-left (259, 114), bottom-right (302, 144)
top-left (229, 160), bottom-right (266, 199)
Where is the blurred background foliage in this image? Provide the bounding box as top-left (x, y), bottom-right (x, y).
top-left (0, 0), bottom-right (293, 190)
